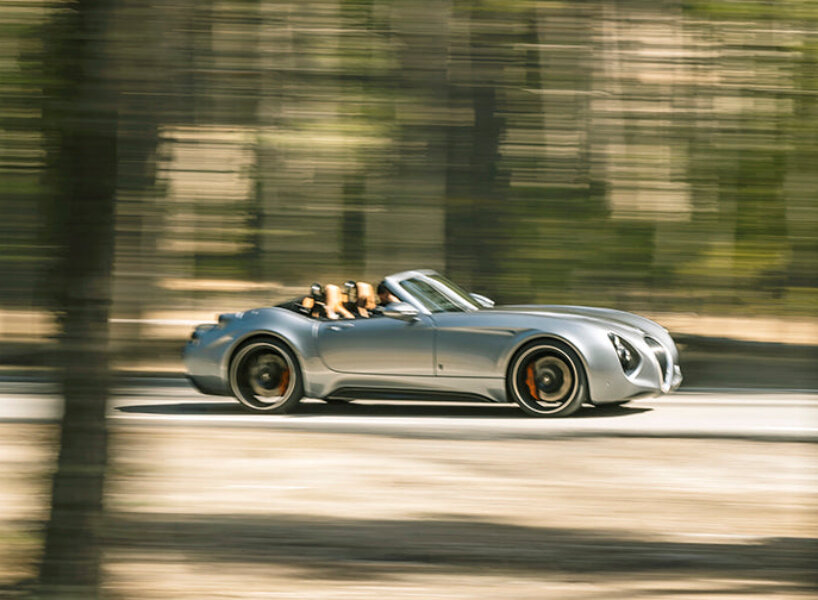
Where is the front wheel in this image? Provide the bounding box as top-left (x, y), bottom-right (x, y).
top-left (229, 339), bottom-right (303, 413)
top-left (507, 340), bottom-right (587, 417)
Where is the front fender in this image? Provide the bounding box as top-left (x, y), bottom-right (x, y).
top-left (498, 324), bottom-right (620, 403)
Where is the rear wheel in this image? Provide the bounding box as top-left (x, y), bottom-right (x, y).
top-left (229, 339), bottom-right (303, 413)
top-left (507, 340), bottom-right (587, 417)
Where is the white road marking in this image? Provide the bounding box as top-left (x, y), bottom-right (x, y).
top-left (1, 386), bottom-right (817, 441)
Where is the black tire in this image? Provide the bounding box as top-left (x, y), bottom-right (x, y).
top-left (229, 338), bottom-right (304, 413)
top-left (507, 339), bottom-right (587, 418)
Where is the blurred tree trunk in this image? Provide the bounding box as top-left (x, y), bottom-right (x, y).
top-left (341, 172), bottom-right (366, 272)
top-left (38, 0), bottom-right (118, 597)
top-left (110, 0), bottom-right (166, 352)
top-left (788, 40), bottom-right (818, 289)
top-left (339, 0), bottom-right (374, 275)
top-left (184, 0), bottom-right (214, 279)
top-left (445, 4), bottom-right (509, 295)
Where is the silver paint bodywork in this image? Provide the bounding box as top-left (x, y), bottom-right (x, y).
top-left (183, 270), bottom-right (682, 405)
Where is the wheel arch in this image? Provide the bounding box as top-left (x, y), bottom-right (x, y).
top-left (222, 330), bottom-right (307, 389)
top-left (502, 333), bottom-right (592, 398)
top-left (503, 334), bottom-right (590, 417)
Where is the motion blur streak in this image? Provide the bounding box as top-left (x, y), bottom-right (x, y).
top-left (1, 0), bottom-right (816, 337)
top-left (0, 0), bottom-right (816, 598)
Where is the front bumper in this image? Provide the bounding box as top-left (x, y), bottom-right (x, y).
top-left (591, 334), bottom-right (682, 405)
top-left (670, 364), bottom-right (683, 391)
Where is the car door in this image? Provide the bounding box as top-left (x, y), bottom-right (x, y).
top-left (316, 314), bottom-right (435, 376)
top-left (431, 311), bottom-right (517, 378)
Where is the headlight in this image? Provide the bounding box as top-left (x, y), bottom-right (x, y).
top-left (609, 333), bottom-right (640, 373)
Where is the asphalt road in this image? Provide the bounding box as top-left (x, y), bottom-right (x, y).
top-left (0, 377), bottom-right (815, 441)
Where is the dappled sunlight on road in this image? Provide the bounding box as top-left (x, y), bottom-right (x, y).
top-left (5, 424), bottom-right (816, 598)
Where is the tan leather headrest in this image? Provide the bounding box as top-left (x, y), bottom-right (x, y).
top-left (356, 282), bottom-right (376, 311)
top-left (324, 284), bottom-right (354, 320)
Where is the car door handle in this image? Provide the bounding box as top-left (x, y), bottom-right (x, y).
top-left (329, 323), bottom-right (354, 331)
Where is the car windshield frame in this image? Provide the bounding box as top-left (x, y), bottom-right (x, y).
top-left (395, 273), bottom-right (480, 314)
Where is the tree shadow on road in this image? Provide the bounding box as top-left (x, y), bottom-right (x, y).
top-left (117, 402), bottom-right (247, 415)
top-left (106, 511), bottom-right (816, 592)
top-left (115, 401), bottom-right (651, 419)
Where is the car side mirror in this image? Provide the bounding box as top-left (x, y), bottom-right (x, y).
top-left (470, 293), bottom-right (495, 308)
top-left (382, 302), bottom-right (420, 321)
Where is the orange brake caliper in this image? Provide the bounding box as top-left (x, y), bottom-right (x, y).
top-left (277, 369), bottom-right (290, 395)
top-left (525, 365), bottom-right (538, 399)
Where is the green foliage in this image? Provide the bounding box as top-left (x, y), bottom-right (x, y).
top-left (0, 0), bottom-right (816, 317)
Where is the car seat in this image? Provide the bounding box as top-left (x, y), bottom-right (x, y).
top-left (355, 282), bottom-right (377, 317)
top-left (300, 283), bottom-right (326, 319)
top-left (324, 284), bottom-right (354, 320)
top-left (343, 281), bottom-right (360, 317)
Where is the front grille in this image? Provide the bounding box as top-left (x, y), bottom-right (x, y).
top-left (645, 337), bottom-right (669, 384)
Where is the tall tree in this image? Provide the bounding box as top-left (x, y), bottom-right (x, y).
top-left (109, 0), bottom-right (167, 352)
top-left (445, 3), bottom-right (510, 295)
top-left (38, 0), bottom-right (118, 597)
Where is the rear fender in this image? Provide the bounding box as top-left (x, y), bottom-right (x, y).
top-left (218, 308), bottom-right (320, 391)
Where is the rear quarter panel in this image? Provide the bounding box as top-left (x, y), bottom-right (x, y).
top-left (185, 307), bottom-right (319, 395)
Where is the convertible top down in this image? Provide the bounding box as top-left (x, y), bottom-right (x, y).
top-left (183, 269), bottom-right (682, 417)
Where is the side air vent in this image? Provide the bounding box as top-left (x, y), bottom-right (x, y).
top-left (645, 337), bottom-right (669, 384)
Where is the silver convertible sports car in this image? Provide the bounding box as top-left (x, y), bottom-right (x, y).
top-left (183, 269), bottom-right (682, 417)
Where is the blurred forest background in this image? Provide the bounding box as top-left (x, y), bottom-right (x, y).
top-left (2, 0), bottom-right (817, 341)
top-left (0, 1), bottom-right (816, 597)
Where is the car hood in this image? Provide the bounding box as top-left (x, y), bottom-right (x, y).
top-left (490, 304), bottom-right (668, 338)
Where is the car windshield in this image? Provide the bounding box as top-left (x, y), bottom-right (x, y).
top-left (398, 274), bottom-right (480, 313)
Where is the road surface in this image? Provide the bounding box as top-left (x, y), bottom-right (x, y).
top-left (2, 377), bottom-right (816, 599)
top-left (0, 377), bottom-right (815, 441)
